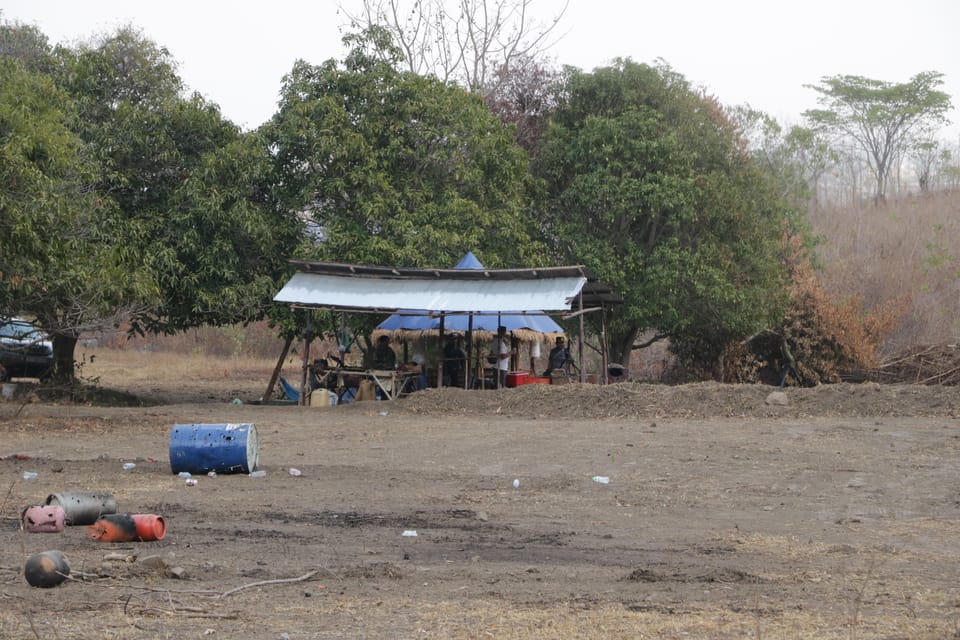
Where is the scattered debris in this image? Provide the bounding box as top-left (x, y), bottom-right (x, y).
top-left (24, 550), bottom-right (70, 588)
top-left (219, 570), bottom-right (321, 598)
top-left (46, 492), bottom-right (117, 526)
top-left (862, 342), bottom-right (960, 385)
top-left (102, 552), bottom-right (137, 563)
top-left (21, 505), bottom-right (65, 533)
top-left (87, 514), bottom-right (138, 542)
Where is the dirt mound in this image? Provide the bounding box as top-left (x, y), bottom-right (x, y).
top-left (394, 381), bottom-right (960, 419)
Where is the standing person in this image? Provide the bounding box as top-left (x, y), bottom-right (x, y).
top-left (529, 339), bottom-right (541, 375)
top-left (779, 336), bottom-right (800, 387)
top-left (372, 335), bottom-right (397, 370)
top-left (495, 326), bottom-right (514, 388)
top-left (442, 333), bottom-right (467, 387)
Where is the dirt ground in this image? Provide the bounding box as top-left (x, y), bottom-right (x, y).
top-left (3, 350), bottom-right (960, 639)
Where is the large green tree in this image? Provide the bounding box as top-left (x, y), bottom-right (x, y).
top-left (0, 57), bottom-right (151, 382)
top-left (1, 25), bottom-right (301, 382)
top-left (60, 27), bottom-right (300, 333)
top-left (535, 60), bottom-right (790, 371)
top-left (265, 28), bottom-right (538, 273)
top-left (803, 72), bottom-right (952, 203)
top-left (264, 28), bottom-right (543, 344)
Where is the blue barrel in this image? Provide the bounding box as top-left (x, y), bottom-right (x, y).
top-left (169, 423), bottom-right (259, 475)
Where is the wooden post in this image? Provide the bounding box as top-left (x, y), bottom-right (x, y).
top-left (600, 304), bottom-right (609, 385)
top-left (466, 314), bottom-right (474, 389)
top-left (299, 310), bottom-right (313, 406)
top-left (263, 337), bottom-right (292, 403)
top-left (437, 312), bottom-right (446, 389)
top-left (578, 290), bottom-right (586, 383)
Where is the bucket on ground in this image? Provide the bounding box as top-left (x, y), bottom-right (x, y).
top-left (45, 492), bottom-right (117, 526)
top-left (309, 389), bottom-right (337, 407)
top-left (169, 423), bottom-right (259, 475)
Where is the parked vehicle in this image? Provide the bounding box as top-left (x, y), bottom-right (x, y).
top-left (0, 318), bottom-right (53, 381)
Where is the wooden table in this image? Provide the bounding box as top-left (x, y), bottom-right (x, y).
top-left (315, 367), bottom-right (416, 402)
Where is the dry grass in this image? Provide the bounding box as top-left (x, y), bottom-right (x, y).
top-left (1, 594), bottom-right (950, 639)
top-left (68, 344), bottom-right (293, 405)
top-left (809, 191), bottom-right (960, 355)
top-left (85, 348), bottom-right (278, 386)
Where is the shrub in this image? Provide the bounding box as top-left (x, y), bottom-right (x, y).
top-left (726, 243), bottom-right (907, 385)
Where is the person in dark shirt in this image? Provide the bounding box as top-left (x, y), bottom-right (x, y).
top-left (442, 333), bottom-right (467, 387)
top-left (543, 336), bottom-right (570, 377)
top-left (372, 335), bottom-right (397, 370)
top-left (779, 337), bottom-right (800, 387)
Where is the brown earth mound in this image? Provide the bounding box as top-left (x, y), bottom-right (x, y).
top-left (393, 381), bottom-right (960, 419)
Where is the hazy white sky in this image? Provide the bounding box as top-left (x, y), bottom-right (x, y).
top-left (3, 0), bottom-right (958, 138)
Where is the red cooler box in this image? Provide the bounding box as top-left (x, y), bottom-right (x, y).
top-left (505, 371), bottom-right (529, 387)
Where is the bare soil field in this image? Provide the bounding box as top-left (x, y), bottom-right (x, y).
top-left (3, 348), bottom-right (960, 639)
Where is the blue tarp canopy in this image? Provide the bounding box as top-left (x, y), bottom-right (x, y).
top-left (374, 252), bottom-right (564, 342)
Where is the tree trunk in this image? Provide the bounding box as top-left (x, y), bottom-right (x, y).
top-left (49, 333), bottom-right (78, 385)
top-left (607, 327), bottom-right (640, 367)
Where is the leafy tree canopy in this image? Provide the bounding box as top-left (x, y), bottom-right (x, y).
top-left (2, 25), bottom-right (301, 383)
top-left (0, 57), bottom-right (152, 381)
top-left (265, 28), bottom-right (542, 272)
top-left (53, 27), bottom-right (301, 338)
top-left (264, 28), bottom-right (546, 342)
top-left (535, 59), bottom-right (791, 370)
top-left (730, 105), bottom-right (836, 212)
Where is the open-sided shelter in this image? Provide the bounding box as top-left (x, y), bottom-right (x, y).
top-left (272, 258), bottom-right (620, 399)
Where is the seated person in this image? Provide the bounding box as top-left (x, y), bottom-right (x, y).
top-left (372, 335), bottom-right (397, 370)
top-left (543, 336), bottom-right (571, 377)
top-left (400, 354), bottom-right (428, 392)
top-left (442, 333), bottom-right (467, 387)
top-left (308, 358), bottom-right (336, 392)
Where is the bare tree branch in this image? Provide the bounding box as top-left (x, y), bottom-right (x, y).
top-left (341, 0), bottom-right (568, 98)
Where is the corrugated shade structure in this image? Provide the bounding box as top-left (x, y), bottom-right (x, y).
top-left (374, 252), bottom-right (566, 342)
top-left (274, 260), bottom-right (593, 314)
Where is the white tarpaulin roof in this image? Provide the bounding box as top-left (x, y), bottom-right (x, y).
top-left (273, 260), bottom-right (598, 314)
top-left (274, 272), bottom-right (587, 313)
